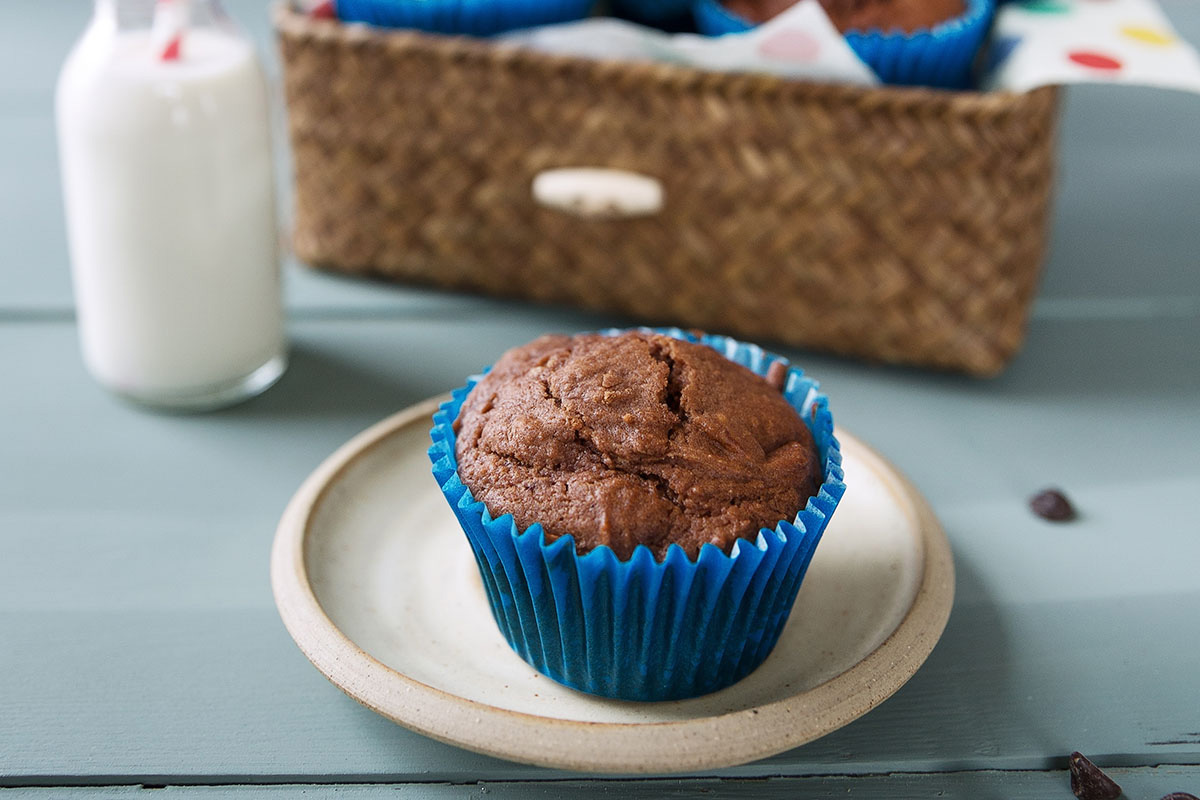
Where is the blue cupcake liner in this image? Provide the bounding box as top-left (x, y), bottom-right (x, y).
top-left (609, 0), bottom-right (695, 28)
top-left (692, 0), bottom-right (752, 35)
top-left (428, 328), bottom-right (846, 702)
top-left (336, 0), bottom-right (595, 36)
top-left (693, 0), bottom-right (995, 89)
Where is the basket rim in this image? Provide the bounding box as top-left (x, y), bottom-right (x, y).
top-left (272, 4), bottom-right (1057, 115)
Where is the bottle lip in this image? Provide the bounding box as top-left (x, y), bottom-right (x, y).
top-left (91, 0), bottom-right (238, 37)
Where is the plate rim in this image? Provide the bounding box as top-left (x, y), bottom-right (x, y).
top-left (270, 395), bottom-right (955, 774)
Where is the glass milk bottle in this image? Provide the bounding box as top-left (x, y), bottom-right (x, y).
top-left (56, 0), bottom-right (286, 410)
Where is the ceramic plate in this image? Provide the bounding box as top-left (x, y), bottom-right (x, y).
top-left (271, 397), bottom-right (954, 774)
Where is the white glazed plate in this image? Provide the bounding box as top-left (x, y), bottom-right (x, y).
top-left (271, 397), bottom-right (954, 774)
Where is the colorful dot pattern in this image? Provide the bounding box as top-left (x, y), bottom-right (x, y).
top-left (1121, 25), bottom-right (1175, 46)
top-left (1020, 0), bottom-right (1071, 13)
top-left (997, 0), bottom-right (1199, 84)
top-left (758, 30), bottom-right (821, 63)
top-left (1068, 50), bottom-right (1123, 70)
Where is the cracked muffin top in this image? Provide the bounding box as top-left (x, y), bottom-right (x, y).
top-left (452, 331), bottom-right (823, 560)
top-left (720, 0), bottom-right (965, 31)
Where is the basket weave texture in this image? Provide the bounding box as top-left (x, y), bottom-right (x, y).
top-left (276, 9), bottom-right (1059, 375)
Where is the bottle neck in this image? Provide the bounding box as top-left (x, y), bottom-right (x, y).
top-left (90, 0), bottom-right (119, 30)
top-left (91, 0), bottom-right (229, 33)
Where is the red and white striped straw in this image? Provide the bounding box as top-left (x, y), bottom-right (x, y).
top-left (152, 0), bottom-right (192, 62)
top-left (294, 0), bottom-right (336, 19)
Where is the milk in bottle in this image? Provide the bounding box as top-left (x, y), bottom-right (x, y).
top-left (57, 0), bottom-right (286, 410)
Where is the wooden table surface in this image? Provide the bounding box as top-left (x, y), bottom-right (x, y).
top-left (2, 1), bottom-right (1199, 797)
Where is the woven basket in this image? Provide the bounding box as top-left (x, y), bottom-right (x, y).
top-left (276, 8), bottom-right (1059, 375)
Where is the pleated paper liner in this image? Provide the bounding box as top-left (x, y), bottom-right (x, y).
top-left (429, 329), bottom-right (846, 701)
top-left (336, 0), bottom-right (596, 36)
top-left (693, 0), bottom-right (995, 89)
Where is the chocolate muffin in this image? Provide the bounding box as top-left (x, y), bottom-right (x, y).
top-left (453, 331), bottom-right (822, 560)
top-left (720, 0), bottom-right (965, 31)
top-left (695, 0), bottom-right (992, 89)
top-left (431, 328), bottom-right (845, 700)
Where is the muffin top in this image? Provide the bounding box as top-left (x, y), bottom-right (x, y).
top-left (453, 332), bottom-right (822, 560)
top-left (722, 0), bottom-right (965, 31)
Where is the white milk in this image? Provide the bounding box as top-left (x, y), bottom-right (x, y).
top-left (57, 20), bottom-right (285, 409)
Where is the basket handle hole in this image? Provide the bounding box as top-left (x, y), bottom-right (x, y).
top-left (532, 168), bottom-right (664, 219)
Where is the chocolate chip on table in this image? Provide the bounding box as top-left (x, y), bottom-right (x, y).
top-left (766, 360), bottom-right (788, 392)
top-left (1069, 751), bottom-right (1122, 800)
top-left (1031, 488), bottom-right (1077, 522)
top-left (1162, 794), bottom-right (1200, 800)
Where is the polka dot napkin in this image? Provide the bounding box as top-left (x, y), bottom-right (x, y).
top-left (313, 0), bottom-right (1200, 94)
top-left (986, 0), bottom-right (1200, 93)
top-left (501, 1), bottom-right (878, 86)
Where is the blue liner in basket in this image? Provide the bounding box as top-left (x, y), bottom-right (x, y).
top-left (337, 0), bottom-right (596, 36)
top-left (610, 0), bottom-right (695, 28)
top-left (693, 0), bottom-right (995, 90)
top-left (428, 328), bottom-right (846, 702)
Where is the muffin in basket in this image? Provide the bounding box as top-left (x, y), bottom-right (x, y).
top-left (428, 328), bottom-right (845, 701)
top-left (694, 0), bottom-right (995, 89)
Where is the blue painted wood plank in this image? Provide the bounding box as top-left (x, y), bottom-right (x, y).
top-left (2, 1), bottom-right (1199, 314)
top-left (4, 766), bottom-right (1200, 797)
top-left (1, 314), bottom-right (1197, 781)
top-left (3, 0), bottom-right (1200, 787)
